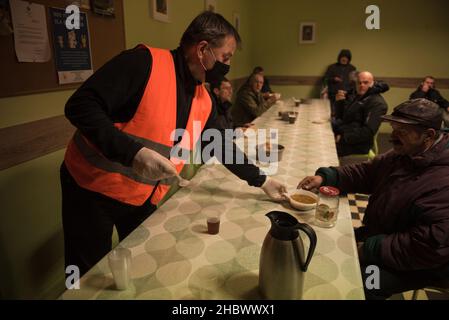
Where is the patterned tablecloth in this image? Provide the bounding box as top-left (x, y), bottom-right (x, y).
top-left (61, 99), bottom-right (365, 300)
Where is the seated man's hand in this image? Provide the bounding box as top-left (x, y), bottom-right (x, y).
top-left (297, 175), bottom-right (323, 191)
top-left (335, 90), bottom-right (346, 101)
top-left (268, 95), bottom-right (277, 104)
top-left (261, 177), bottom-right (287, 202)
top-left (335, 134), bottom-right (342, 143)
top-left (262, 92), bottom-right (272, 100)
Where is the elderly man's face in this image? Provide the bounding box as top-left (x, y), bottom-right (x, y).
top-left (251, 74), bottom-right (264, 93)
top-left (389, 122), bottom-right (429, 156)
top-left (357, 73), bottom-right (374, 96)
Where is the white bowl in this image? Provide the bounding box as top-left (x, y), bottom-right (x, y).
top-left (287, 189), bottom-right (318, 211)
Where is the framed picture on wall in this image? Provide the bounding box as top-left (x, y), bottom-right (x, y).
top-left (152, 0), bottom-right (170, 23)
top-left (205, 0), bottom-right (217, 12)
top-left (232, 12), bottom-right (240, 32)
top-left (91, 0), bottom-right (115, 17)
top-left (299, 22), bottom-right (316, 44)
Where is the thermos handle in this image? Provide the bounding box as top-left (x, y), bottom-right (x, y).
top-left (295, 223), bottom-right (317, 272)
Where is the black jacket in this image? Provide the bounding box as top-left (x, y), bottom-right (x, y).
top-left (410, 87), bottom-right (449, 109)
top-left (64, 46), bottom-right (266, 191)
top-left (324, 50), bottom-right (356, 97)
top-left (335, 81), bottom-right (389, 120)
top-left (210, 94), bottom-right (233, 130)
top-left (334, 83), bottom-right (389, 153)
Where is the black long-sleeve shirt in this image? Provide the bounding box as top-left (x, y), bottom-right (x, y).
top-left (410, 87), bottom-right (449, 109)
top-left (65, 46), bottom-right (266, 189)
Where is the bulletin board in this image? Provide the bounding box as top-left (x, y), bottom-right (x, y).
top-left (0, 0), bottom-right (126, 98)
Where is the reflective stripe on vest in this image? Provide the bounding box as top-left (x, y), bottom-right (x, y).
top-left (64, 46), bottom-right (212, 206)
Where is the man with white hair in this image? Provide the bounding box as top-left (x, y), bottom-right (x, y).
top-left (232, 72), bottom-right (276, 128)
top-left (333, 71), bottom-right (389, 156)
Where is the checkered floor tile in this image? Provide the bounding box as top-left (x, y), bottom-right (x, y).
top-left (348, 193), bottom-right (449, 300)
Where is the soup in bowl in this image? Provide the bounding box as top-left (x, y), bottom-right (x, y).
top-left (287, 189), bottom-right (318, 211)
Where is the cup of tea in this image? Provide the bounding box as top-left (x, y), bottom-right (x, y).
top-left (207, 216), bottom-right (220, 235)
top-left (288, 113), bottom-right (297, 124)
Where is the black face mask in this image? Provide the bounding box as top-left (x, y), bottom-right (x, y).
top-left (203, 47), bottom-right (230, 84)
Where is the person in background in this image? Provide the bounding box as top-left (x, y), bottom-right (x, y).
top-left (253, 66), bottom-right (281, 101)
top-left (232, 72), bottom-right (277, 128)
top-left (297, 99), bottom-right (449, 300)
top-left (332, 71), bottom-right (388, 157)
top-left (324, 49), bottom-right (357, 116)
top-left (253, 66), bottom-right (271, 95)
top-left (61, 11), bottom-right (286, 277)
top-left (410, 76), bottom-right (449, 127)
top-left (209, 77), bottom-right (234, 130)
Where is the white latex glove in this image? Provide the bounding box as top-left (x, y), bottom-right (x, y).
top-left (261, 177), bottom-right (287, 202)
top-left (132, 147), bottom-right (177, 181)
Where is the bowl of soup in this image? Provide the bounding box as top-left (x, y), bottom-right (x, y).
top-left (288, 189), bottom-right (318, 211)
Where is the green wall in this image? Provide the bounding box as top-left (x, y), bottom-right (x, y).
top-left (250, 0), bottom-right (449, 133)
top-left (124, 0), bottom-right (254, 79)
top-left (1, 0), bottom-right (448, 299)
top-left (0, 0), bottom-right (254, 299)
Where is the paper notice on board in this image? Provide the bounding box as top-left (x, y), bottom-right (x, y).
top-left (9, 0), bottom-right (51, 62)
top-left (49, 7), bottom-right (93, 84)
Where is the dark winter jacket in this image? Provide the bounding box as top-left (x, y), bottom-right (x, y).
top-left (211, 94), bottom-right (233, 130)
top-left (324, 50), bottom-right (357, 97)
top-left (316, 133), bottom-right (449, 272)
top-left (231, 84), bottom-right (272, 127)
top-left (410, 87), bottom-right (449, 109)
top-left (333, 83), bottom-right (389, 153)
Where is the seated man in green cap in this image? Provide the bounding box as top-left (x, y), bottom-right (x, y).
top-left (297, 98), bottom-right (449, 299)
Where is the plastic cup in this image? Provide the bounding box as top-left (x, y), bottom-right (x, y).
top-left (108, 248), bottom-right (132, 290)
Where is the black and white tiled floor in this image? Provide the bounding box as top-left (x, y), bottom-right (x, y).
top-left (348, 193), bottom-right (449, 300)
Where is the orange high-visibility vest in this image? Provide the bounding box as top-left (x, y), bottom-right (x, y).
top-left (64, 46), bottom-right (212, 206)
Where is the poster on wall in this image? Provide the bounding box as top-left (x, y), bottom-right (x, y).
top-left (9, 0), bottom-right (51, 62)
top-left (49, 7), bottom-right (93, 84)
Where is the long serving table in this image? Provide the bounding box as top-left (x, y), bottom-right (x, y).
top-left (61, 99), bottom-right (365, 300)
